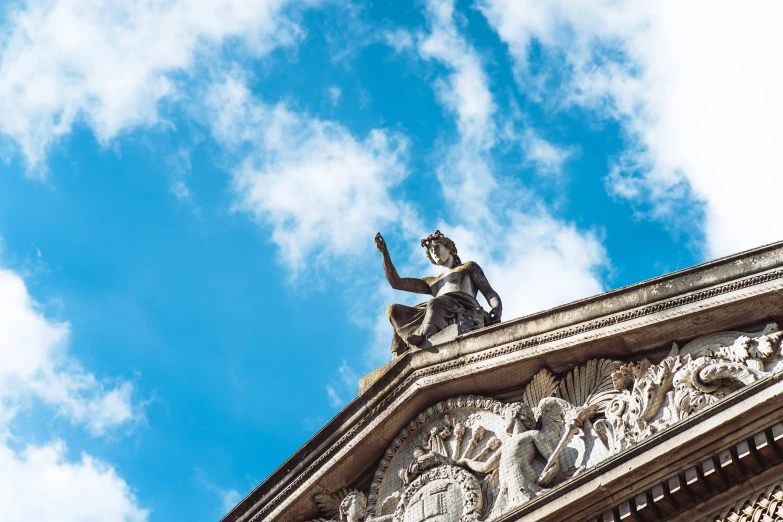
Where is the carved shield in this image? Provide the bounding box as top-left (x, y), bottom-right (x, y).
top-left (392, 466), bottom-right (482, 522)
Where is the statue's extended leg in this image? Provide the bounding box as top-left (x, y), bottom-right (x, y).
top-left (407, 296), bottom-right (463, 345)
top-left (406, 325), bottom-right (438, 345)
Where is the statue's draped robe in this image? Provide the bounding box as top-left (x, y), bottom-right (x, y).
top-left (387, 291), bottom-right (488, 355)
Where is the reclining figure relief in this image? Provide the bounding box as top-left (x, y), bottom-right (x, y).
top-left (375, 230), bottom-right (503, 355)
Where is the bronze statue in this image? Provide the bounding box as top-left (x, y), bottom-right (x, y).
top-left (375, 230), bottom-right (502, 355)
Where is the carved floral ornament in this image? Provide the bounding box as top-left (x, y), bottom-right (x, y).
top-left (306, 324), bottom-right (783, 522)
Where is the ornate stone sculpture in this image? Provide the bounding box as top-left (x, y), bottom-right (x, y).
top-left (392, 465), bottom-right (482, 522)
top-left (375, 230), bottom-right (502, 355)
top-left (308, 324), bottom-right (783, 522)
top-left (456, 401), bottom-right (558, 510)
top-left (597, 323), bottom-right (783, 455)
top-left (311, 490), bottom-right (367, 522)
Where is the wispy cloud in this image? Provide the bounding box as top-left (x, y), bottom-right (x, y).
top-left (416, 0), bottom-right (497, 220)
top-left (398, 0), bottom-right (609, 319)
top-left (477, 0), bottom-right (783, 258)
top-left (0, 261), bottom-right (146, 520)
top-left (521, 129), bottom-right (578, 178)
top-left (0, 0), bottom-right (313, 171)
top-left (324, 361), bottom-right (360, 408)
top-left (221, 489), bottom-right (241, 513)
top-left (327, 86), bottom-right (342, 106)
top-left (194, 468), bottom-right (247, 518)
top-left (166, 148), bottom-right (195, 204)
top-left (0, 267), bottom-right (139, 434)
top-left (204, 73), bottom-right (418, 274)
top-left (326, 385), bottom-right (343, 408)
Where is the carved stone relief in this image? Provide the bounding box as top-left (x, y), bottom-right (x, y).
top-left (311, 490), bottom-right (368, 522)
top-left (393, 466), bottom-right (481, 522)
top-left (597, 323), bottom-right (783, 456)
top-left (307, 323), bottom-right (783, 522)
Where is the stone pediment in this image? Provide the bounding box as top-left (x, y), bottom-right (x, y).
top-left (223, 242), bottom-right (783, 522)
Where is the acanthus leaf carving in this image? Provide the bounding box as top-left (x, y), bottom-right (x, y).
top-left (603, 322), bottom-right (783, 455)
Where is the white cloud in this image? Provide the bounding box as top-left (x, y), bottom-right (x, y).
top-left (166, 149), bottom-right (194, 203)
top-left (446, 213), bottom-right (606, 319)
top-left (205, 74), bottom-right (415, 273)
top-left (325, 385), bottom-right (343, 408)
top-left (0, 267), bottom-right (136, 433)
top-left (0, 264), bottom-right (145, 521)
top-left (521, 129), bottom-right (576, 178)
top-left (383, 28), bottom-right (415, 52)
top-left (0, 440), bottom-right (148, 522)
top-left (478, 0), bottom-right (783, 258)
top-left (221, 489), bottom-right (242, 513)
top-left (0, 0), bottom-right (310, 169)
top-left (416, 0), bottom-right (497, 219)
top-left (170, 180), bottom-right (192, 201)
top-left (324, 360), bottom-right (361, 409)
top-left (327, 86), bottom-right (342, 106)
top-left (406, 0), bottom-right (608, 315)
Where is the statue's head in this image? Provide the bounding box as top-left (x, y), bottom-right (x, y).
top-left (338, 491), bottom-right (367, 522)
top-left (501, 402), bottom-right (536, 434)
top-left (421, 230), bottom-right (462, 267)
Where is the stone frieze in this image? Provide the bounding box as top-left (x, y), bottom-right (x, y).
top-left (306, 323), bottom-right (783, 522)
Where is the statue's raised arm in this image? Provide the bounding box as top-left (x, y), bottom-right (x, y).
top-left (378, 230), bottom-right (503, 357)
top-left (375, 233), bottom-right (431, 295)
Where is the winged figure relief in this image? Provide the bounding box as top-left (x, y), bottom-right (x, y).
top-left (455, 360), bottom-right (619, 513)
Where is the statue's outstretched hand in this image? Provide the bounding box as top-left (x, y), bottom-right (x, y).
top-left (489, 305), bottom-right (502, 322)
top-left (375, 232), bottom-right (388, 254)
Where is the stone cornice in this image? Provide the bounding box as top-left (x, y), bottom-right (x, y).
top-left (222, 241), bottom-right (783, 522)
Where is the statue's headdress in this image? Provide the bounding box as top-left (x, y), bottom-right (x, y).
top-left (421, 230), bottom-right (462, 266)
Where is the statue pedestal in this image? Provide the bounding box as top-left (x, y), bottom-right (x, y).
top-left (417, 308), bottom-right (489, 351)
top-left (420, 324), bottom-right (459, 347)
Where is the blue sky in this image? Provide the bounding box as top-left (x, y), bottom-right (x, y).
top-left (1, 1), bottom-right (782, 521)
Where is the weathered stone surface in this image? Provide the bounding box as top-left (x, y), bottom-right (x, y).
top-left (222, 241), bottom-right (783, 522)
top-left (704, 477), bottom-right (783, 521)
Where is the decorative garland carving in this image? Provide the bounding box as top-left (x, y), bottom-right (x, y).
top-left (597, 323), bottom-right (783, 455)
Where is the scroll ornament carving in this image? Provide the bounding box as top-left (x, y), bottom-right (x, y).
top-left (307, 324), bottom-right (783, 522)
top-left (597, 323), bottom-right (783, 455)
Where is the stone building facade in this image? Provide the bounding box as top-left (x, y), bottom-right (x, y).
top-left (223, 242), bottom-right (783, 522)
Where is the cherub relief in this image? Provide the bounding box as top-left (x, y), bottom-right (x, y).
top-left (311, 490), bottom-right (367, 522)
top-left (456, 402), bottom-right (559, 510)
